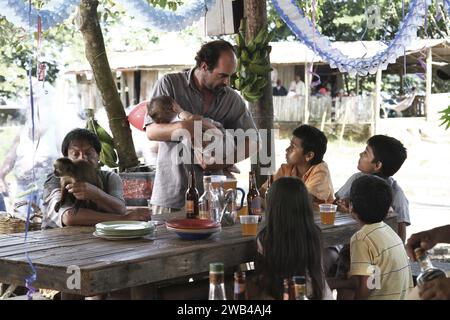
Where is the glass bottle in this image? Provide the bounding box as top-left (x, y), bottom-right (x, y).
top-left (199, 176), bottom-right (219, 221)
top-left (292, 276), bottom-right (308, 300)
top-left (209, 262), bottom-right (226, 300)
top-left (247, 171), bottom-right (262, 217)
top-left (185, 167), bottom-right (199, 219)
top-left (282, 278), bottom-right (290, 300)
top-left (234, 271), bottom-right (247, 300)
top-left (414, 247), bottom-right (447, 286)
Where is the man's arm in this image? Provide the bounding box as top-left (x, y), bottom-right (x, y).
top-left (406, 225), bottom-right (450, 260)
top-left (62, 207), bottom-right (150, 226)
top-left (66, 182), bottom-right (126, 214)
top-left (201, 137), bottom-right (257, 171)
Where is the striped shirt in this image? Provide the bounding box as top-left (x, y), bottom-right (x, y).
top-left (349, 222), bottom-right (413, 300)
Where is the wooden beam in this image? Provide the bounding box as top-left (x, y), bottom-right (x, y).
top-left (304, 63), bottom-right (310, 124)
top-left (373, 68), bottom-right (382, 135)
top-left (425, 47), bottom-right (432, 121)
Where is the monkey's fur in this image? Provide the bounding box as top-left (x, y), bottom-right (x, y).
top-left (53, 157), bottom-right (103, 213)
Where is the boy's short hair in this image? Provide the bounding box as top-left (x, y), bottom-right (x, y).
top-left (367, 135), bottom-right (407, 177)
top-left (147, 96), bottom-right (176, 124)
top-left (350, 175), bottom-right (393, 224)
top-left (61, 128), bottom-right (101, 156)
top-left (292, 125), bottom-right (327, 165)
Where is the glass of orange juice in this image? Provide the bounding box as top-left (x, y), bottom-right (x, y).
top-left (239, 215), bottom-right (259, 236)
top-left (319, 204), bottom-right (337, 225)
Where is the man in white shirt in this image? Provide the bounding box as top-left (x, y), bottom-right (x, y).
top-left (288, 75), bottom-right (305, 96)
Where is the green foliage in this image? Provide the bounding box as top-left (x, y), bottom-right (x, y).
top-left (439, 104), bottom-right (450, 130)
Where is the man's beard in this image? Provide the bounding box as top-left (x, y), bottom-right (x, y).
top-left (210, 84), bottom-right (226, 94)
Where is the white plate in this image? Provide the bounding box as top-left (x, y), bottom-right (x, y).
top-left (166, 225), bottom-right (221, 234)
top-left (93, 231), bottom-right (151, 240)
top-left (95, 221), bottom-right (153, 232)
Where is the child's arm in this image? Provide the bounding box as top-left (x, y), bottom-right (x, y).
top-left (327, 275), bottom-right (371, 300)
top-left (326, 276), bottom-right (358, 291)
top-left (353, 275), bottom-right (371, 300)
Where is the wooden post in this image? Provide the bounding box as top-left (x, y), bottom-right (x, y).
top-left (78, 0), bottom-right (139, 171)
top-left (244, 0), bottom-right (274, 186)
top-left (304, 63), bottom-right (310, 124)
top-left (373, 68), bottom-right (382, 136)
top-left (425, 47), bottom-right (432, 121)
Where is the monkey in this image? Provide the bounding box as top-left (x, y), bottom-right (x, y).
top-left (53, 157), bottom-right (103, 213)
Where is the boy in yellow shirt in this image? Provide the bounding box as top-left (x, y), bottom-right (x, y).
top-left (261, 124), bottom-right (333, 206)
top-left (328, 175), bottom-right (413, 299)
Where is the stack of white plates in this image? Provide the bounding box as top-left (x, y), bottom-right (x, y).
top-left (93, 221), bottom-right (155, 240)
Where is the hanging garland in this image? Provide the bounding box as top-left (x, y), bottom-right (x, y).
top-left (117, 0), bottom-right (216, 32)
top-left (0, 0), bottom-right (78, 30)
top-left (0, 0), bottom-right (216, 32)
top-left (272, 0), bottom-right (430, 76)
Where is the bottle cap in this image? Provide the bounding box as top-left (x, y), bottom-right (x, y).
top-left (292, 276), bottom-right (306, 285)
top-left (203, 176), bottom-right (212, 183)
top-left (210, 262), bottom-right (224, 273)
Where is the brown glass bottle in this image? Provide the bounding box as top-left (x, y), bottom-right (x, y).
top-left (233, 271), bottom-right (247, 300)
top-left (414, 247), bottom-right (447, 286)
top-left (185, 168), bottom-right (199, 219)
top-left (247, 171), bottom-right (262, 216)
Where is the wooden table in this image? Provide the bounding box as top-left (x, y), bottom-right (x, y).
top-left (0, 212), bottom-right (397, 298)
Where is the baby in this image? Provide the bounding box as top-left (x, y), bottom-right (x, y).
top-left (147, 95), bottom-right (239, 175)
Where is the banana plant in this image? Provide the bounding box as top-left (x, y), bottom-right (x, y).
top-left (232, 18), bottom-right (273, 103)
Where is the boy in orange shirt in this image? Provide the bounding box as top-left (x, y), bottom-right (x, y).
top-left (261, 124), bottom-right (334, 207)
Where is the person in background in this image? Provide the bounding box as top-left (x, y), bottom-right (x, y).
top-left (0, 122), bottom-right (59, 218)
top-left (405, 225), bottom-right (450, 300)
top-left (328, 175), bottom-right (413, 300)
top-left (334, 135), bottom-right (409, 242)
top-left (249, 177), bottom-right (333, 300)
top-left (272, 79), bottom-right (288, 96)
top-left (42, 128), bottom-right (150, 228)
top-left (288, 74), bottom-right (305, 97)
top-left (260, 124), bottom-right (333, 207)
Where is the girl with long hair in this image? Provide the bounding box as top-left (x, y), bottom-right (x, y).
top-left (254, 176), bottom-right (332, 299)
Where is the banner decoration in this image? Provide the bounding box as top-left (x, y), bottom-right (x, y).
top-left (116, 0), bottom-right (217, 32)
top-left (0, 0), bottom-right (78, 30)
top-left (272, 0), bottom-right (431, 76)
top-left (0, 0), bottom-right (216, 32)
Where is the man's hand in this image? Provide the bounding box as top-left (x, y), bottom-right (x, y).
top-left (66, 182), bottom-right (101, 201)
top-left (124, 208), bottom-right (151, 221)
top-left (419, 277), bottom-right (450, 300)
top-left (405, 229), bottom-right (437, 261)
